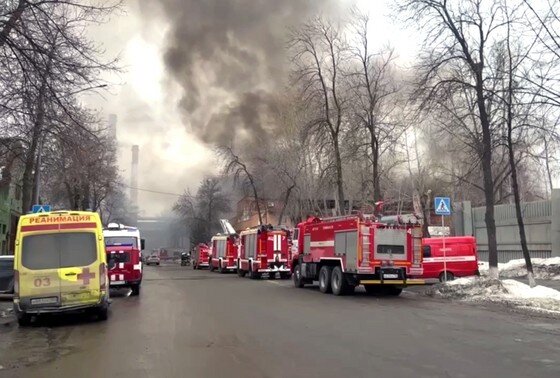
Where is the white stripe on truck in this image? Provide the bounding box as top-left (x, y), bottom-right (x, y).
top-left (423, 256), bottom-right (476, 263)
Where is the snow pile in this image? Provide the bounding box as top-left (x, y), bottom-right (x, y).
top-left (478, 257), bottom-right (560, 280)
top-left (0, 306), bottom-right (12, 319)
top-left (427, 276), bottom-right (560, 315)
top-left (427, 277), bottom-right (507, 300)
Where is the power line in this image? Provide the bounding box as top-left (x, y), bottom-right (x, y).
top-left (121, 185), bottom-right (193, 198)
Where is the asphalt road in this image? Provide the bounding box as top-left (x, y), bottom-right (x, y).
top-left (0, 265), bottom-right (559, 378)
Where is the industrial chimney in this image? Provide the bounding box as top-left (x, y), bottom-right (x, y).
top-left (131, 145), bottom-right (139, 223)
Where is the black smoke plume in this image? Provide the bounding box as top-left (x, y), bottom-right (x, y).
top-left (139, 0), bottom-right (337, 147)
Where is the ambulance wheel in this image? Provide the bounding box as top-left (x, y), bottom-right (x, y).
top-left (280, 272), bottom-right (291, 280)
top-left (331, 266), bottom-right (350, 296)
top-left (17, 313), bottom-right (32, 327)
top-left (319, 266), bottom-right (333, 294)
top-left (293, 264), bottom-right (305, 288)
top-left (131, 284), bottom-right (141, 296)
top-left (439, 271), bottom-right (455, 282)
top-left (97, 305), bottom-right (109, 321)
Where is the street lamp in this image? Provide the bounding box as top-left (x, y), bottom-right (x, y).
top-left (31, 84), bottom-right (109, 208)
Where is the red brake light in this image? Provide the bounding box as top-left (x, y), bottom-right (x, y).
top-left (99, 263), bottom-right (107, 290)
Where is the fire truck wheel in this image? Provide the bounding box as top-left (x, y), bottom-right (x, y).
top-left (331, 266), bottom-right (350, 296)
top-left (237, 267), bottom-right (246, 277)
top-left (249, 266), bottom-right (260, 279)
top-left (439, 271), bottom-right (455, 282)
top-left (293, 264), bottom-right (305, 288)
top-left (131, 284), bottom-right (141, 296)
top-left (384, 286), bottom-right (403, 296)
top-left (364, 285), bottom-right (382, 296)
top-left (268, 272), bottom-right (277, 280)
top-left (319, 266), bottom-right (333, 293)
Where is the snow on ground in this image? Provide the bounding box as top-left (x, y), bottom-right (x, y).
top-left (478, 257), bottom-right (560, 280)
top-left (427, 276), bottom-right (560, 315)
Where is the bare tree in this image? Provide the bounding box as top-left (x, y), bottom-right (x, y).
top-left (219, 146), bottom-right (264, 225)
top-left (174, 177), bottom-right (231, 244)
top-left (350, 11), bottom-right (404, 203)
top-left (0, 0), bottom-right (121, 212)
top-left (290, 17), bottom-right (349, 215)
top-left (397, 0), bottom-right (510, 276)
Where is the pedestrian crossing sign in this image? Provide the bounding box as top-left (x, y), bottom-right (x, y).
top-left (434, 197), bottom-right (451, 216)
top-left (32, 204), bottom-right (51, 213)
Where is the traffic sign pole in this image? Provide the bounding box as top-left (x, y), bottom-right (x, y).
top-left (442, 214), bottom-right (447, 283)
top-left (434, 196), bottom-right (452, 283)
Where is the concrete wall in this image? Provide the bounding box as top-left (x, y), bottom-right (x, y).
top-left (455, 189), bottom-right (560, 262)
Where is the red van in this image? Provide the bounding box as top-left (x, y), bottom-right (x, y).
top-left (422, 236), bottom-right (479, 282)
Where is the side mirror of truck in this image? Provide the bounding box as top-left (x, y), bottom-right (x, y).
top-left (108, 257), bottom-right (116, 270)
top-left (141, 239), bottom-right (145, 251)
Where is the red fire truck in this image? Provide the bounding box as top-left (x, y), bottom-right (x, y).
top-left (237, 225), bottom-right (291, 279)
top-left (192, 243), bottom-right (211, 269)
top-left (103, 223), bottom-right (145, 296)
top-left (291, 214), bottom-right (424, 296)
top-left (209, 234), bottom-right (238, 273)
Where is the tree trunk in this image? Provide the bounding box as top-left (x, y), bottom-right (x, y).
top-left (21, 96), bottom-right (45, 213)
top-left (475, 71), bottom-right (499, 277)
top-left (81, 182), bottom-right (90, 210)
top-left (278, 184), bottom-right (295, 225)
top-left (508, 142), bottom-right (534, 286)
top-left (333, 138), bottom-right (345, 215)
top-left (505, 28), bottom-right (535, 286)
top-left (421, 193), bottom-right (431, 238)
top-left (543, 137), bottom-right (554, 197)
top-left (370, 129), bottom-right (381, 202)
top-left (22, 49), bottom-right (53, 213)
top-left (248, 176), bottom-right (262, 225)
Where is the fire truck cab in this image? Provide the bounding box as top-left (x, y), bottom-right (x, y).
top-left (291, 214), bottom-right (424, 296)
top-left (209, 234), bottom-right (238, 273)
top-left (103, 223), bottom-right (144, 296)
top-left (192, 243), bottom-right (210, 269)
top-left (237, 225), bottom-right (291, 279)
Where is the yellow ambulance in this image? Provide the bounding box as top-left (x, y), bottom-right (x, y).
top-left (13, 210), bottom-right (109, 326)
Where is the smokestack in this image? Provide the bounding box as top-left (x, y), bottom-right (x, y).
top-left (107, 114), bottom-right (117, 140)
top-left (131, 145), bottom-right (139, 221)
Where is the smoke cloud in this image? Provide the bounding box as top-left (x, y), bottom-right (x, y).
top-left (138, 0), bottom-right (337, 147)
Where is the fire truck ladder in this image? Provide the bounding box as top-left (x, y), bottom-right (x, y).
top-left (219, 219), bottom-right (237, 235)
top-left (360, 226), bottom-right (371, 267)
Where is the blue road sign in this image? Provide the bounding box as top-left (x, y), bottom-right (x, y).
top-left (32, 204), bottom-right (51, 213)
top-left (434, 197), bottom-right (451, 216)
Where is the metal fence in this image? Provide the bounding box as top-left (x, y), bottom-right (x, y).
top-left (455, 190), bottom-right (560, 262)
top-left (477, 250), bottom-right (552, 263)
